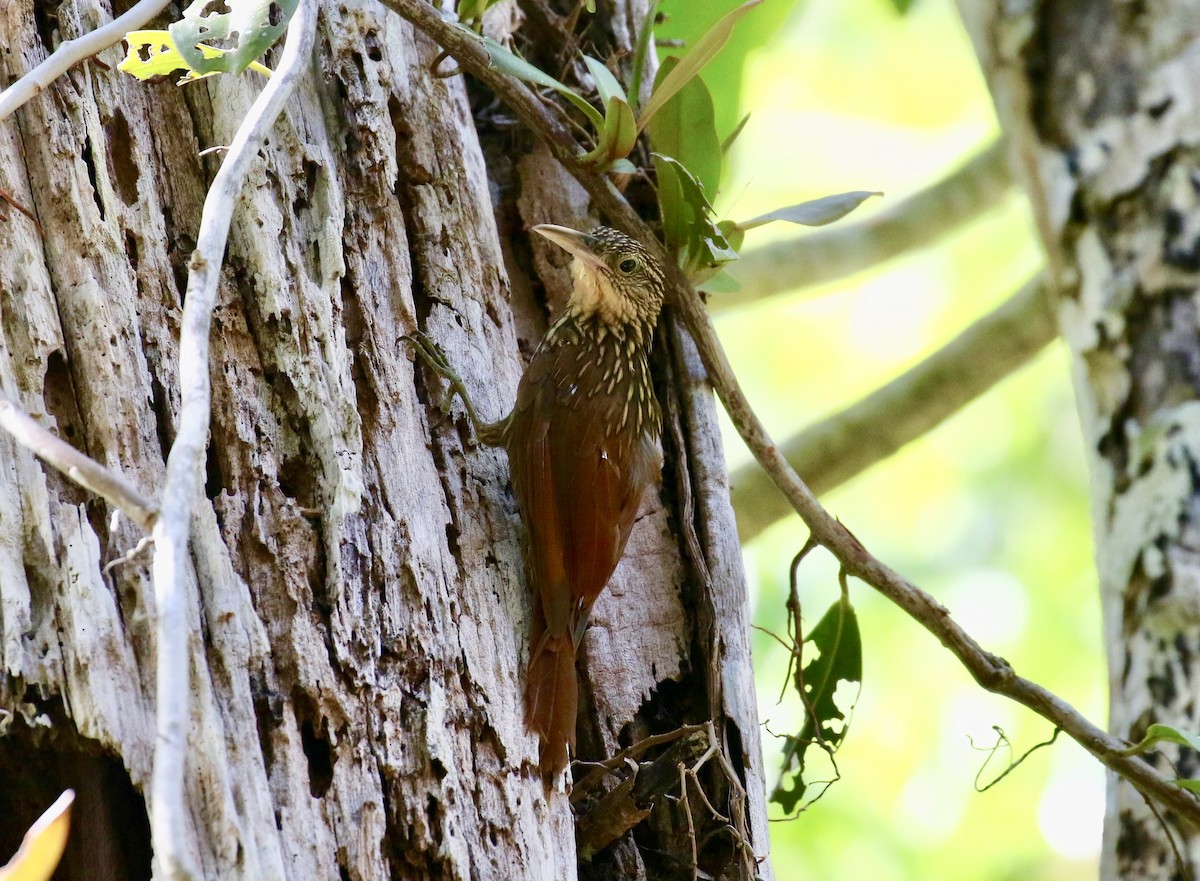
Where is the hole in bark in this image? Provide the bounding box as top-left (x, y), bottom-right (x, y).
top-left (279, 451), bottom-right (315, 508)
top-left (168, 229), bottom-right (194, 307)
top-left (149, 372), bottom-right (174, 457)
top-left (42, 349), bottom-right (83, 444)
top-left (0, 706), bottom-right (153, 881)
top-left (252, 675), bottom-right (282, 772)
top-left (365, 31), bottom-right (382, 62)
top-left (297, 711), bottom-right (335, 798)
top-left (444, 520), bottom-right (462, 566)
top-left (40, 350), bottom-right (91, 508)
top-left (81, 136), bottom-right (106, 220)
top-left (1148, 96), bottom-right (1173, 119)
top-left (204, 441), bottom-right (225, 500)
top-left (124, 230), bottom-right (140, 274)
top-left (105, 111), bottom-right (141, 206)
top-left (32, 0), bottom-right (59, 52)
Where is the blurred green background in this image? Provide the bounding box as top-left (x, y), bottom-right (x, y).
top-left (656, 0), bottom-right (1104, 878)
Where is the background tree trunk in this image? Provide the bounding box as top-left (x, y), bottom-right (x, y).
top-left (960, 2), bottom-right (1200, 877)
top-left (0, 1), bottom-right (770, 878)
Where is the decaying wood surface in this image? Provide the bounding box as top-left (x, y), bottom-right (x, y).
top-left (960, 2), bottom-right (1200, 878)
top-left (0, 1), bottom-right (770, 878)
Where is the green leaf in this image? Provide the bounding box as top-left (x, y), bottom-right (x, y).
top-left (652, 153), bottom-right (738, 280)
top-left (698, 269), bottom-right (740, 294)
top-left (582, 55), bottom-right (628, 108)
top-left (627, 0), bottom-right (659, 113)
top-left (887, 0), bottom-right (918, 12)
top-left (1177, 779), bottom-right (1200, 794)
top-left (646, 56), bottom-right (722, 197)
top-left (717, 219), bottom-right (744, 253)
top-left (169, 0), bottom-right (297, 77)
top-left (637, 0), bottom-right (763, 132)
top-left (653, 154), bottom-right (688, 253)
top-left (738, 190), bottom-right (882, 230)
top-left (583, 95), bottom-right (638, 168)
top-left (459, 27), bottom-right (604, 131)
top-left (721, 112), bottom-right (751, 155)
top-left (771, 595), bottom-right (862, 814)
top-left (458, 0), bottom-right (504, 23)
top-left (1122, 723), bottom-right (1200, 756)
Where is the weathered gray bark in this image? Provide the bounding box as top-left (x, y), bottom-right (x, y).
top-left (0, 1), bottom-right (770, 879)
top-left (960, 2), bottom-right (1200, 877)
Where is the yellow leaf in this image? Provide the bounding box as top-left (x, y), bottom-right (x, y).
top-left (0, 790), bottom-right (74, 881)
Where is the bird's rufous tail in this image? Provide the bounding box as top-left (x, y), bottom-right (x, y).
top-left (525, 625), bottom-right (578, 780)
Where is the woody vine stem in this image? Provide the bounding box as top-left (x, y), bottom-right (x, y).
top-left (377, 0), bottom-right (1200, 825)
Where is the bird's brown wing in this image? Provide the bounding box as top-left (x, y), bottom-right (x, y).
top-left (506, 351), bottom-right (649, 644)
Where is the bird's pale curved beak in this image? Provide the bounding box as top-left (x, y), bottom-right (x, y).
top-left (533, 224), bottom-right (606, 272)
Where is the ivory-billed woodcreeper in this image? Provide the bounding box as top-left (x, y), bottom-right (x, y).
top-left (414, 224), bottom-right (666, 778)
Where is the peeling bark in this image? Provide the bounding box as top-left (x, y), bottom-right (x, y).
top-left (0, 1), bottom-right (769, 879)
top-left (960, 2), bottom-right (1200, 877)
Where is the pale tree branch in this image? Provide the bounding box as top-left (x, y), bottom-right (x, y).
top-left (719, 139), bottom-right (1013, 310)
top-left (149, 3), bottom-right (317, 879)
top-left (380, 0), bottom-right (1200, 828)
top-left (0, 0), bottom-right (173, 122)
top-left (0, 388), bottom-right (159, 531)
top-left (732, 273), bottom-right (1055, 541)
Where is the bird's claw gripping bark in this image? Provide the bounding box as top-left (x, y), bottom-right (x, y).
top-left (404, 331), bottom-right (496, 443)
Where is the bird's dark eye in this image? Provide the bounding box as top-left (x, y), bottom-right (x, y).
top-left (618, 258), bottom-right (639, 273)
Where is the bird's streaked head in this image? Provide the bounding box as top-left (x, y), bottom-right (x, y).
top-left (533, 224), bottom-right (666, 328)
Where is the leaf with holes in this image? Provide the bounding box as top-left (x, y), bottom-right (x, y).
top-left (169, 0), bottom-right (298, 77)
top-left (0, 791), bottom-right (74, 881)
top-left (771, 595), bottom-right (862, 814)
top-left (119, 30), bottom-right (272, 83)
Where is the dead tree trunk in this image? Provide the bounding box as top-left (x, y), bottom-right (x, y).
top-left (0, 1), bottom-right (770, 879)
top-left (961, 2), bottom-right (1200, 877)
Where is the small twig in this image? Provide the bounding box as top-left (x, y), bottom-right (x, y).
top-left (571, 723), bottom-right (709, 798)
top-left (379, 0), bottom-right (1200, 831)
top-left (1144, 793), bottom-right (1195, 881)
top-left (732, 274), bottom-right (1055, 539)
top-left (148, 3), bottom-right (317, 879)
top-left (103, 534), bottom-right (155, 575)
top-left (0, 389), bottom-right (158, 531)
top-left (720, 140), bottom-right (1014, 310)
top-left (970, 726), bottom-right (1061, 792)
top-left (779, 537), bottom-right (819, 702)
top-left (0, 186), bottom-right (42, 232)
top-left (0, 0), bottom-right (173, 122)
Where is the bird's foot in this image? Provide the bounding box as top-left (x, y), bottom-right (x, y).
top-left (403, 331), bottom-right (502, 445)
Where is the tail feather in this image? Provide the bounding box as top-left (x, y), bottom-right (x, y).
top-left (525, 630), bottom-right (578, 779)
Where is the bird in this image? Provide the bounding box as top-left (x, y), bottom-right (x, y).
top-left (410, 223), bottom-right (667, 779)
